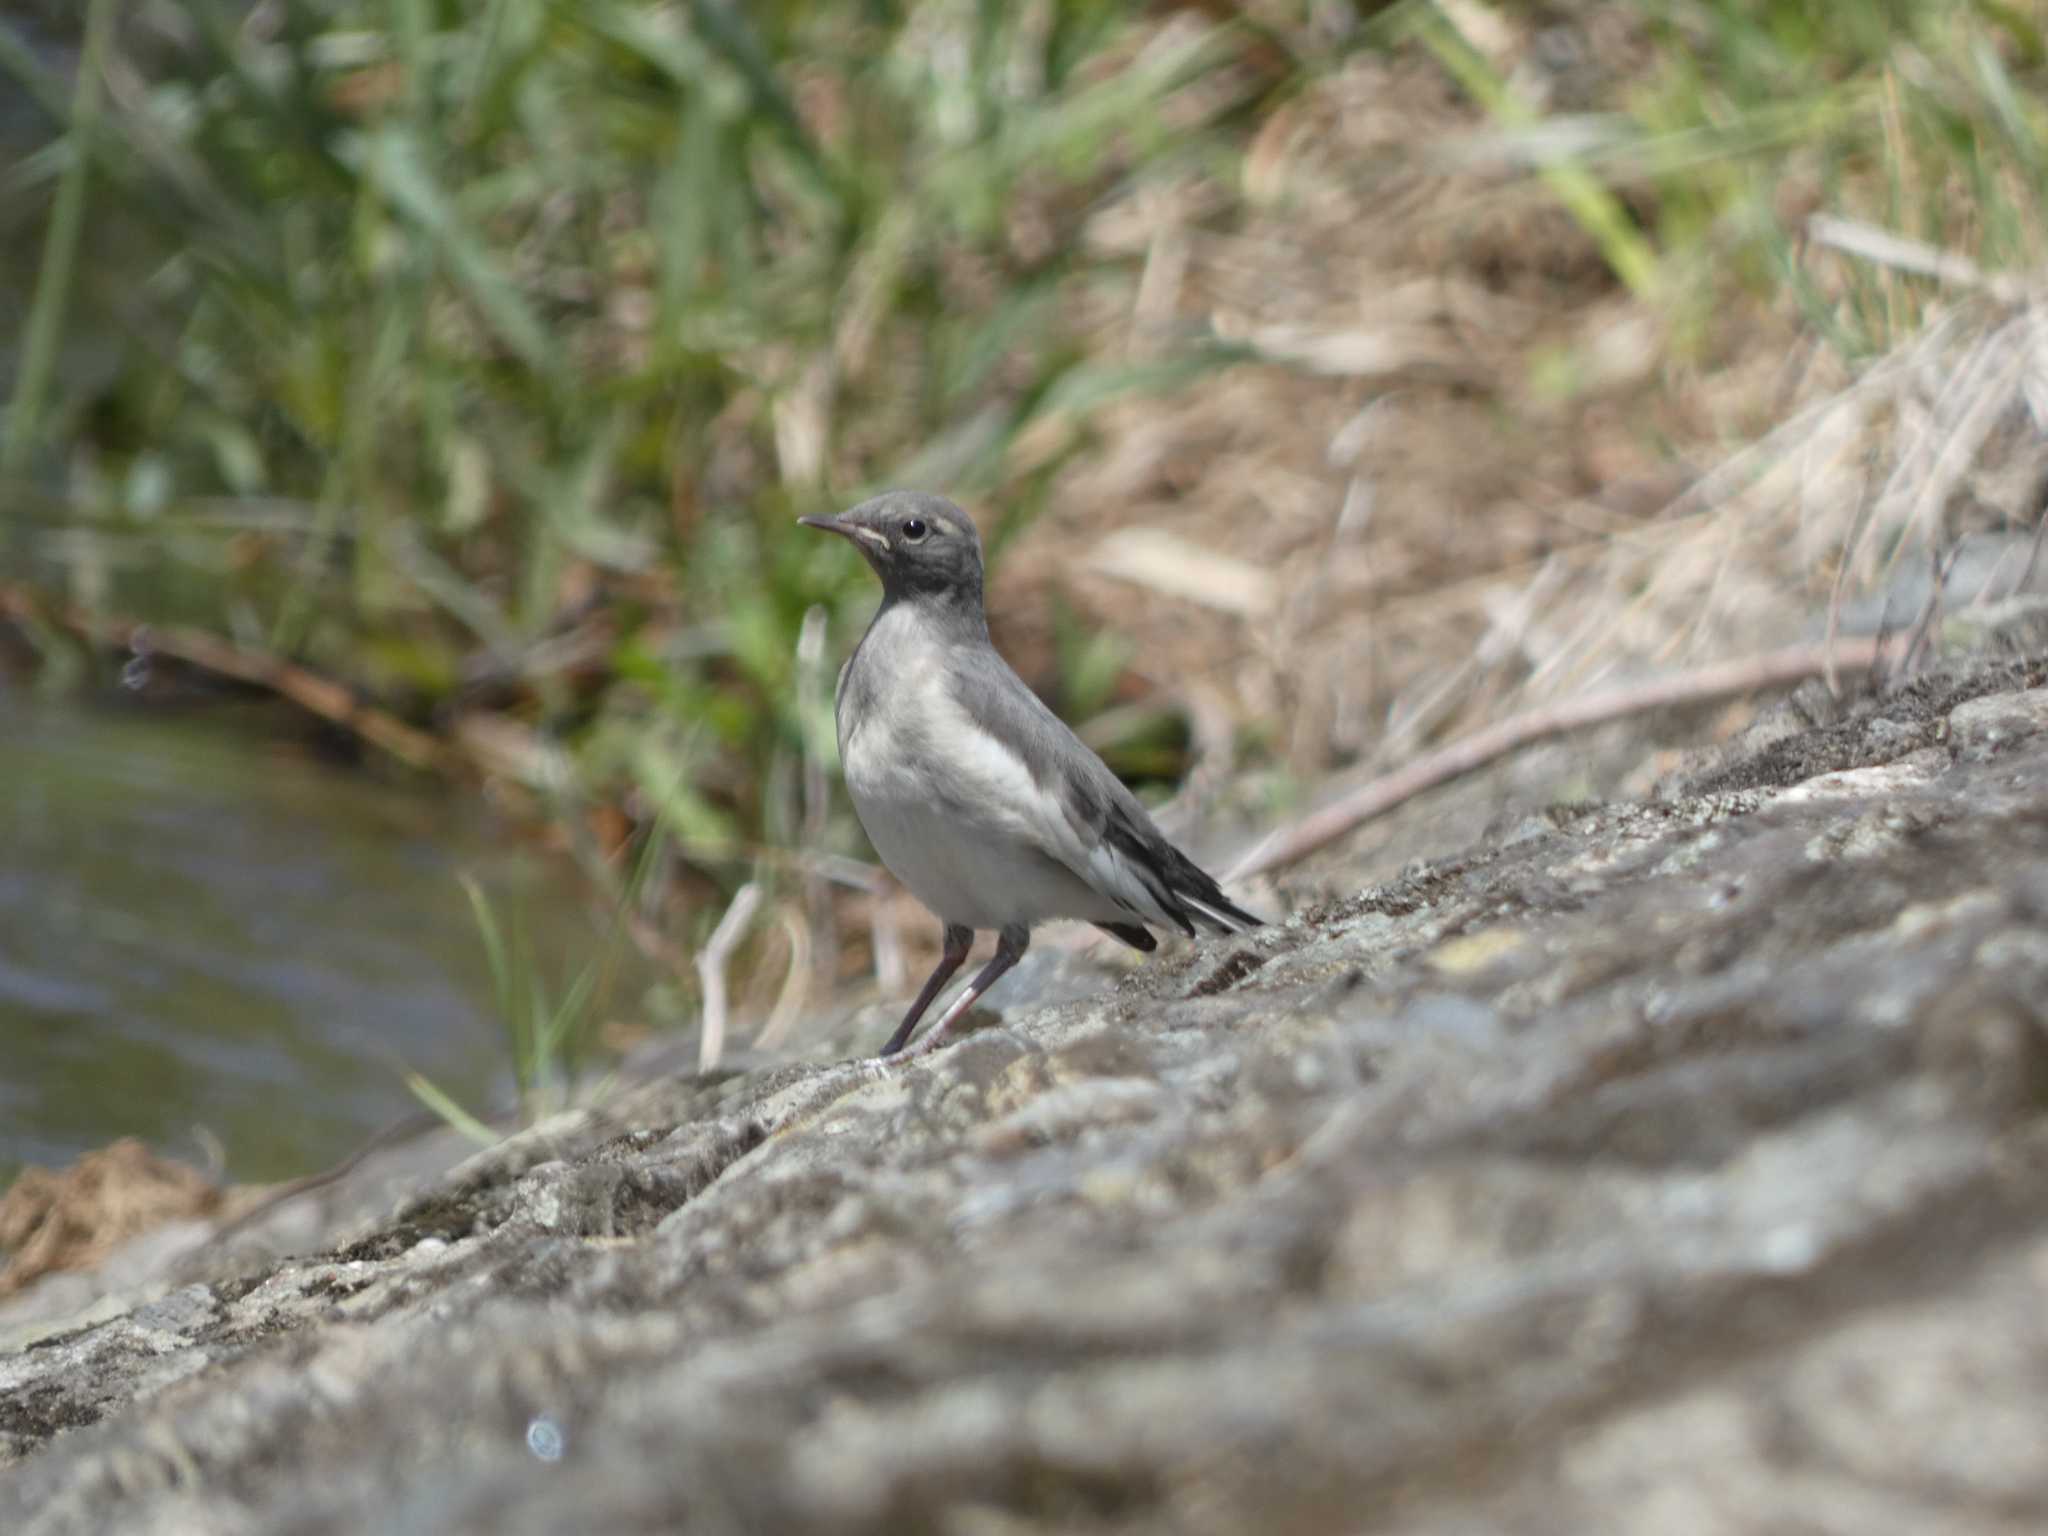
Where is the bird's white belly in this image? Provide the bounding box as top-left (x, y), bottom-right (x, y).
top-left (840, 665), bottom-right (1123, 932)
top-left (849, 782), bottom-right (1110, 930)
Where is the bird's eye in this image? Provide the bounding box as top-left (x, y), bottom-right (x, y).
top-left (902, 518), bottom-right (928, 542)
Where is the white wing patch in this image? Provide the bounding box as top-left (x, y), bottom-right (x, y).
top-left (1080, 836), bottom-right (1179, 929)
top-left (1181, 892), bottom-right (1255, 933)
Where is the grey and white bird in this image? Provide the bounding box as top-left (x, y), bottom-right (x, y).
top-left (800, 490), bottom-right (1261, 1059)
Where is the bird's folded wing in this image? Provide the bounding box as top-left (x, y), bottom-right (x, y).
top-left (942, 648), bottom-right (1192, 933)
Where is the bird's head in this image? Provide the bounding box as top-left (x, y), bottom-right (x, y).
top-left (799, 491), bottom-right (985, 608)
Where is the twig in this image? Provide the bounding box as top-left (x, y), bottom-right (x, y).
top-left (1226, 634), bottom-right (1910, 881)
top-left (209, 1109), bottom-right (458, 1243)
top-left (1819, 496), bottom-right (1871, 698)
top-left (797, 604), bottom-right (838, 997)
top-left (2009, 510), bottom-right (2048, 601)
top-left (0, 583), bottom-right (461, 775)
top-left (751, 903), bottom-right (811, 1052)
top-left (870, 882), bottom-right (907, 998)
top-left (1, 0), bottom-right (114, 485)
top-left (1899, 542), bottom-right (1966, 683)
top-left (1807, 213), bottom-right (2026, 304)
top-left (694, 882), bottom-right (763, 1072)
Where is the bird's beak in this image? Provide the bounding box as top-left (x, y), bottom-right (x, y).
top-left (797, 515), bottom-right (889, 555)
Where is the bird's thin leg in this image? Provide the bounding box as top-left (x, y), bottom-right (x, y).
top-left (896, 924), bottom-right (1029, 1061)
top-left (879, 923), bottom-right (975, 1057)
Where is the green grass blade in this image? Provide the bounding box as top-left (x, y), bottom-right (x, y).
top-left (0, 18), bottom-right (73, 125)
top-left (2, 0), bottom-right (114, 483)
top-left (684, 0), bottom-right (838, 196)
top-left (402, 1070), bottom-right (502, 1148)
top-left (1404, 0), bottom-right (1661, 302)
top-left (459, 873), bottom-right (517, 1021)
top-left (368, 127), bottom-right (558, 376)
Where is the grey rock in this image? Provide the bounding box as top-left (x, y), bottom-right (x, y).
top-left (1949, 686), bottom-right (2048, 761)
top-left (8, 652), bottom-right (2048, 1533)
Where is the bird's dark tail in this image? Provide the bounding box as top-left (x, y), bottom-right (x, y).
top-left (1106, 811), bottom-right (1264, 938)
top-left (1182, 886), bottom-right (1262, 934)
top-left (1164, 849), bottom-right (1262, 936)
top-left (1094, 921), bottom-right (1159, 952)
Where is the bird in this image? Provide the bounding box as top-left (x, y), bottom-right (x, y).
top-left (799, 490), bottom-right (1261, 1059)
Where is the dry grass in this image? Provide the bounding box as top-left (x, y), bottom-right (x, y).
top-left (0, 1138), bottom-right (221, 1296)
top-left (995, 17), bottom-right (2048, 835)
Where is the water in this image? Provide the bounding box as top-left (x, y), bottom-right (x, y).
top-left (0, 693), bottom-right (609, 1184)
top-left (3, 24), bottom-right (637, 1190)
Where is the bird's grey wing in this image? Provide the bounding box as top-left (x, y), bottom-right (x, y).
top-left (945, 646), bottom-right (1257, 936)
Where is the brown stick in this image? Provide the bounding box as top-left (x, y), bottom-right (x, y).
top-left (0, 583), bottom-right (461, 775)
top-left (1226, 634), bottom-right (1907, 882)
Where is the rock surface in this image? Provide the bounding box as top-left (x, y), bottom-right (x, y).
top-left (7, 650), bottom-right (2048, 1534)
